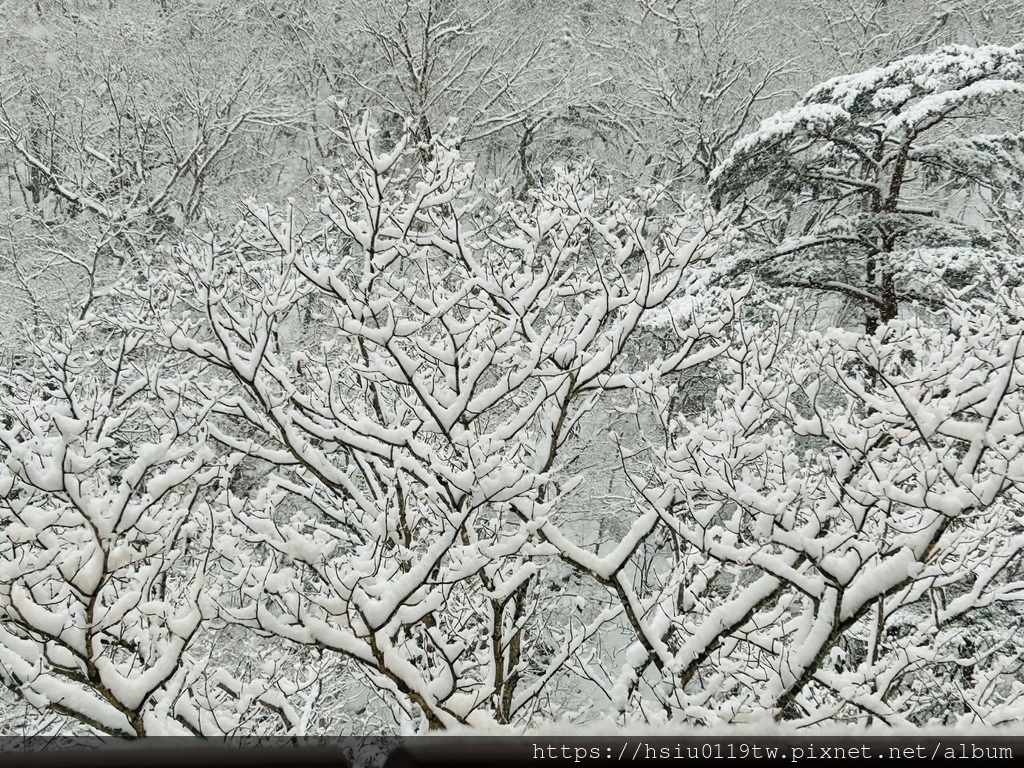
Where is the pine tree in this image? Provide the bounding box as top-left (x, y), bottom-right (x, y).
top-left (711, 43), bottom-right (1024, 333)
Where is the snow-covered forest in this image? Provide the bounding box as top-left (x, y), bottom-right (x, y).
top-left (2, 0), bottom-right (1024, 738)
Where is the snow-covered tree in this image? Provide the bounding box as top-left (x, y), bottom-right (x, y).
top-left (128, 115), bottom-right (738, 730)
top-left (612, 262), bottom-right (1024, 726)
top-left (711, 43), bottom-right (1024, 333)
top-left (0, 318), bottom-right (222, 736)
top-left (0, 317), bottom-right (319, 737)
